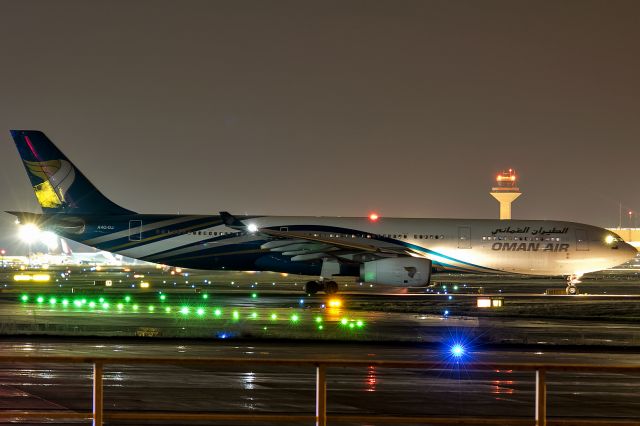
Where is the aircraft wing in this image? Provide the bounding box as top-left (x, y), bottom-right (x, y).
top-left (219, 211), bottom-right (415, 262)
top-left (258, 227), bottom-right (416, 262)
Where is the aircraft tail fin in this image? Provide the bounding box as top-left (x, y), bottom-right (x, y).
top-left (10, 130), bottom-right (135, 215)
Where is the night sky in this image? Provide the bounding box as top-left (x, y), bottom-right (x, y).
top-left (1, 1), bottom-right (639, 252)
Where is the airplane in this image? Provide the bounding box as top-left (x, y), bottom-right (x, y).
top-left (7, 130), bottom-right (637, 295)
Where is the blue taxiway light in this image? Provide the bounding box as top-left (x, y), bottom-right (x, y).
top-left (450, 344), bottom-right (465, 358)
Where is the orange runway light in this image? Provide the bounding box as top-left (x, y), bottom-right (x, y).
top-left (328, 298), bottom-right (342, 308)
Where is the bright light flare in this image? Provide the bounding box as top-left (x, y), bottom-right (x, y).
top-left (450, 344), bottom-right (465, 358)
top-left (247, 223), bottom-right (258, 233)
top-left (328, 298), bottom-right (342, 308)
top-left (368, 213), bottom-right (379, 222)
top-left (18, 224), bottom-right (40, 244)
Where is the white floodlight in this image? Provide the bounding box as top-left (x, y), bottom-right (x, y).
top-left (18, 224), bottom-right (41, 244)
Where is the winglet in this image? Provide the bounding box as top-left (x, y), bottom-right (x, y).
top-left (219, 211), bottom-right (245, 228)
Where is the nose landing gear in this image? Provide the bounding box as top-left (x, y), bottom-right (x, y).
top-left (566, 274), bottom-right (582, 295)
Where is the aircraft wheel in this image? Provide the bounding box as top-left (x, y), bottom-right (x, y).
top-left (305, 281), bottom-right (320, 295)
top-left (566, 285), bottom-right (578, 295)
top-left (324, 281), bottom-right (339, 294)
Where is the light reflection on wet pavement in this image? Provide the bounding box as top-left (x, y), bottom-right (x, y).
top-left (0, 339), bottom-right (638, 424)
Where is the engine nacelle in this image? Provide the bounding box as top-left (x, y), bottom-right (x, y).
top-left (360, 257), bottom-right (432, 287)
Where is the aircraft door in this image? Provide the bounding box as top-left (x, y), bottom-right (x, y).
top-left (576, 229), bottom-right (589, 251)
top-left (129, 220), bottom-right (142, 241)
top-left (458, 226), bottom-right (471, 249)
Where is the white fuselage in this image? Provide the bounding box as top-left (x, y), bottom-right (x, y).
top-left (92, 215), bottom-right (637, 278)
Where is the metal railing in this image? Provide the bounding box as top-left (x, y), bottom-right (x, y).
top-left (0, 355), bottom-right (638, 426)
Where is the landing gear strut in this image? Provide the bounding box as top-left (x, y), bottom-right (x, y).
top-left (305, 280), bottom-right (339, 295)
top-left (565, 274), bottom-right (582, 295)
top-left (325, 281), bottom-right (339, 294)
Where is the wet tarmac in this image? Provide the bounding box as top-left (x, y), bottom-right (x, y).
top-left (0, 339), bottom-right (639, 425)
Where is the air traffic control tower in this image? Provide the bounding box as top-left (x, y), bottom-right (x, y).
top-left (490, 169), bottom-right (521, 220)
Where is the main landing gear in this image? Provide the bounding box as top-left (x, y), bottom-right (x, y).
top-left (305, 280), bottom-right (339, 295)
top-left (566, 274), bottom-right (582, 295)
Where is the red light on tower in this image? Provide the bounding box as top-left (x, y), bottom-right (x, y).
top-left (369, 213), bottom-right (379, 222)
top-left (494, 169), bottom-right (518, 188)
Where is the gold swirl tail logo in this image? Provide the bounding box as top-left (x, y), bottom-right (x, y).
top-left (24, 160), bottom-right (76, 208)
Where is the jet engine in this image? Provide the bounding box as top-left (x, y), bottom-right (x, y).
top-left (360, 257), bottom-right (432, 287)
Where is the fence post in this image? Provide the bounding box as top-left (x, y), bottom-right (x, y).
top-left (535, 368), bottom-right (546, 426)
top-left (316, 364), bottom-right (327, 426)
top-left (93, 362), bottom-right (104, 426)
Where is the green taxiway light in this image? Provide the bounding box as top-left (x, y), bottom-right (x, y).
top-left (88, 301), bottom-right (96, 309)
top-left (148, 305), bottom-right (155, 312)
top-left (124, 296), bottom-right (131, 303)
top-left (315, 316), bottom-right (323, 323)
top-left (36, 296), bottom-right (44, 303)
top-left (340, 318), bottom-right (349, 326)
top-left (49, 298), bottom-right (57, 305)
top-left (349, 322), bottom-right (355, 329)
top-left (290, 314), bottom-right (299, 322)
top-left (356, 320), bottom-right (364, 328)
top-left (250, 312), bottom-right (258, 319)
top-left (132, 304), bottom-right (139, 311)
top-left (98, 297), bottom-right (105, 303)
top-left (251, 293), bottom-right (257, 298)
top-left (159, 294), bottom-right (166, 301)
top-left (117, 303), bottom-right (124, 310)
top-left (270, 313), bottom-right (277, 320)
top-left (318, 325), bottom-right (324, 330)
top-left (74, 300), bottom-right (82, 307)
top-left (20, 295), bottom-right (28, 302)
top-left (165, 307), bottom-right (171, 313)
top-left (202, 294), bottom-right (208, 299)
top-left (196, 308), bottom-right (205, 316)
top-left (214, 308), bottom-right (222, 317)
top-left (180, 307), bottom-right (189, 315)
top-left (81, 299), bottom-right (87, 305)
top-left (232, 310), bottom-right (239, 320)
top-left (102, 302), bottom-right (110, 309)
top-left (62, 299), bottom-right (69, 307)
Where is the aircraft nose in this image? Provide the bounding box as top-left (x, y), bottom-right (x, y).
top-left (620, 242), bottom-right (637, 263)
